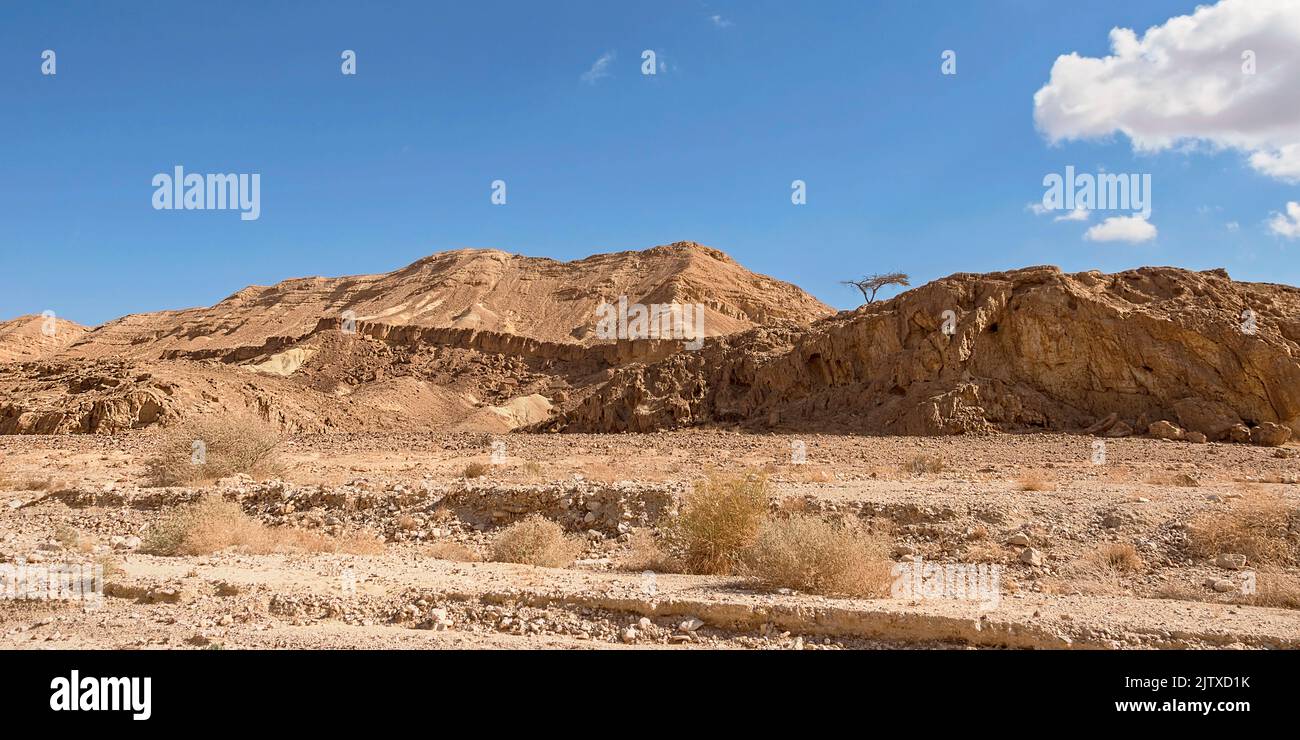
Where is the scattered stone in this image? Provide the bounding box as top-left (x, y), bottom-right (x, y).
top-left (1148, 421), bottom-right (1184, 441)
top-left (1212, 579), bottom-right (1236, 593)
top-left (621, 627), bottom-right (637, 644)
top-left (1226, 424), bottom-right (1252, 444)
top-left (1105, 421), bottom-right (1134, 438)
top-left (1184, 431), bottom-right (1207, 444)
top-left (1215, 554), bottom-right (1248, 570)
top-left (1007, 533), bottom-right (1032, 547)
top-left (1250, 422), bottom-right (1292, 447)
top-left (679, 618), bottom-right (704, 632)
top-left (1019, 547), bottom-right (1044, 566)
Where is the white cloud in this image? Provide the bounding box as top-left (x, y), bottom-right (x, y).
top-left (581, 52), bottom-right (615, 84)
top-left (1054, 207), bottom-right (1091, 222)
top-left (1084, 215), bottom-right (1158, 243)
top-left (709, 14), bottom-right (733, 28)
top-left (1269, 201), bottom-right (1300, 237)
top-left (1227, 220), bottom-right (1241, 231)
top-left (1033, 0), bottom-right (1300, 182)
top-left (1026, 203), bottom-right (1091, 222)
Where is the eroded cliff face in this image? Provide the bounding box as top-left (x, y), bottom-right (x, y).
top-left (540, 266), bottom-right (1300, 439)
top-left (7, 256), bottom-right (1300, 441)
top-left (0, 243), bottom-right (832, 435)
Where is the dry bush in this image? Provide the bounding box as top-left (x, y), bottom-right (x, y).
top-left (53, 524), bottom-right (82, 550)
top-left (785, 465), bottom-right (834, 483)
top-left (1087, 542), bottom-right (1144, 572)
top-left (422, 541), bottom-right (481, 562)
top-left (670, 471), bottom-right (770, 575)
top-left (1016, 474), bottom-right (1054, 492)
top-left (1187, 491), bottom-right (1300, 565)
top-left (0, 474), bottom-right (58, 492)
top-left (143, 415), bottom-right (283, 486)
top-left (1145, 471), bottom-right (1201, 487)
top-left (743, 514), bottom-right (892, 597)
top-left (395, 514), bottom-right (419, 531)
top-left (778, 496), bottom-right (811, 515)
top-left (1238, 571), bottom-right (1300, 610)
top-left (902, 453), bottom-right (944, 476)
top-left (618, 530), bottom-right (683, 573)
top-left (519, 461), bottom-right (544, 481)
top-left (143, 495), bottom-right (382, 556)
top-left (1153, 581), bottom-right (1204, 602)
top-left (490, 514), bottom-right (582, 567)
top-left (462, 461), bottom-right (490, 479)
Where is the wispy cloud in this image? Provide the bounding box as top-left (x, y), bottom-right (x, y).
top-left (1026, 203), bottom-right (1090, 222)
top-left (1054, 207), bottom-right (1091, 222)
top-left (581, 51), bottom-right (615, 85)
top-left (709, 14), bottom-right (733, 28)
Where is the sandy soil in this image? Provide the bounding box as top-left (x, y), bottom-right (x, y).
top-left (2, 430), bottom-right (1298, 649)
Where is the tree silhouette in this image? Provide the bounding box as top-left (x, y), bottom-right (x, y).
top-left (842, 272), bottom-right (910, 304)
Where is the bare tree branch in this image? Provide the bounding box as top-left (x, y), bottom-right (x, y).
top-left (841, 272), bottom-right (910, 304)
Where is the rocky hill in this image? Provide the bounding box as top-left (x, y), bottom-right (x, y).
top-left (540, 265), bottom-right (1300, 444)
top-left (0, 243), bottom-right (832, 434)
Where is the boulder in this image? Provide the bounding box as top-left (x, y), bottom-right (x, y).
top-left (1148, 420), bottom-right (1185, 441)
top-left (1250, 422), bottom-right (1292, 447)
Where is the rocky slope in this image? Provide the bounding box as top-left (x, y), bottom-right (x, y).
top-left (0, 315), bottom-right (87, 363)
top-left (0, 243), bottom-right (832, 434)
top-left (59, 242), bottom-right (833, 362)
top-left (541, 265), bottom-right (1300, 442)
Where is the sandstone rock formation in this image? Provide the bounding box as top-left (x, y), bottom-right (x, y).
top-left (541, 265), bottom-right (1300, 440)
top-left (0, 243), bottom-right (830, 434)
top-left (5, 252), bottom-right (1300, 443)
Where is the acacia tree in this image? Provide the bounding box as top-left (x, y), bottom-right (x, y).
top-left (842, 272), bottom-right (910, 304)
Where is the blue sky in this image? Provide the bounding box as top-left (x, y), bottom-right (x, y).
top-left (2, 0), bottom-right (1298, 325)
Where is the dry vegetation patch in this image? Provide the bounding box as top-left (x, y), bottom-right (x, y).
top-left (143, 495), bottom-right (383, 556)
top-left (901, 453), bottom-right (944, 476)
top-left (743, 514), bottom-right (892, 597)
top-left (143, 416), bottom-right (283, 486)
top-left (670, 471), bottom-right (770, 575)
top-left (490, 514), bottom-right (582, 567)
top-left (1187, 490), bottom-right (1300, 566)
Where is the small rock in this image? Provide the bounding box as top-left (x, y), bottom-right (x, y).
top-left (1226, 424), bottom-right (1252, 444)
top-left (1148, 420), bottom-right (1184, 441)
top-left (1105, 421), bottom-right (1134, 438)
top-left (1212, 579), bottom-right (1236, 593)
top-left (1184, 431), bottom-right (1207, 444)
top-left (1007, 533), bottom-right (1032, 547)
top-left (1215, 553), bottom-right (1248, 570)
top-left (1019, 547), bottom-right (1044, 566)
top-left (679, 618), bottom-right (704, 632)
top-left (621, 627), bottom-right (638, 644)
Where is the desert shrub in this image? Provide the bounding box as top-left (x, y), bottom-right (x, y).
top-left (618, 530), bottom-right (683, 573)
top-left (53, 523), bottom-right (82, 550)
top-left (1239, 571), bottom-right (1300, 610)
top-left (1187, 491), bottom-right (1300, 565)
top-left (143, 495), bottom-right (382, 556)
top-left (670, 471), bottom-right (770, 575)
top-left (902, 453), bottom-right (944, 476)
top-left (1016, 474), bottom-right (1054, 492)
top-left (1087, 542), bottom-right (1144, 572)
top-left (490, 515), bottom-right (581, 567)
top-left (143, 415), bottom-right (283, 486)
top-left (743, 514), bottom-right (892, 597)
top-left (422, 541), bottom-right (481, 562)
top-left (463, 462), bottom-right (490, 479)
